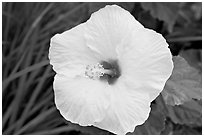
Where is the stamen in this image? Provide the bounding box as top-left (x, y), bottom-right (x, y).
top-left (85, 63), bottom-right (112, 80)
top-left (84, 60), bottom-right (121, 85)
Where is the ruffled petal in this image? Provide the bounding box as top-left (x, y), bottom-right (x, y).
top-left (53, 74), bottom-right (111, 126)
top-left (85, 5), bottom-right (144, 61)
top-left (54, 74), bottom-right (151, 135)
top-left (49, 23), bottom-right (100, 78)
top-left (119, 28), bottom-right (173, 101)
top-left (94, 80), bottom-right (151, 135)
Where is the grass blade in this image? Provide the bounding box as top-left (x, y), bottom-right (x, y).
top-left (14, 107), bottom-right (56, 135)
top-left (2, 60), bottom-right (49, 91)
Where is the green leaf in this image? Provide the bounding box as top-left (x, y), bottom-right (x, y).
top-left (180, 49), bottom-right (202, 72)
top-left (191, 2), bottom-right (202, 20)
top-left (137, 10), bottom-right (158, 30)
top-left (129, 103), bottom-right (166, 135)
top-left (141, 2), bottom-right (181, 32)
top-left (166, 99), bottom-right (202, 126)
top-left (178, 2), bottom-right (202, 24)
top-left (162, 56), bottom-right (202, 106)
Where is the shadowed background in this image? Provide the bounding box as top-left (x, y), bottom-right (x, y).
top-left (2, 2), bottom-right (202, 135)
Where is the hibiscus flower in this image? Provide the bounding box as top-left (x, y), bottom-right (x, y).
top-left (49, 5), bottom-right (173, 135)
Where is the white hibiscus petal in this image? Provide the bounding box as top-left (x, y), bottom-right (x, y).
top-left (120, 29), bottom-right (173, 101)
top-left (53, 74), bottom-right (110, 126)
top-left (49, 4), bottom-right (174, 135)
top-left (85, 5), bottom-right (144, 60)
top-left (94, 81), bottom-right (151, 135)
top-left (49, 23), bottom-right (100, 77)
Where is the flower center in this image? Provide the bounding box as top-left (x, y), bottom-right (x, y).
top-left (84, 63), bottom-right (110, 80)
top-left (85, 60), bottom-right (121, 85)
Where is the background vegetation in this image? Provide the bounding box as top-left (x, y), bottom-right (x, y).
top-left (2, 2), bottom-right (202, 135)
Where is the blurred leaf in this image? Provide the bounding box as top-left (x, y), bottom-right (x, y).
top-left (191, 3), bottom-right (202, 20)
top-left (172, 125), bottom-right (201, 135)
top-left (88, 2), bottom-right (135, 14)
top-left (180, 49), bottom-right (202, 72)
top-left (137, 11), bottom-right (158, 30)
top-left (129, 104), bottom-right (165, 135)
top-left (166, 99), bottom-right (202, 127)
top-left (173, 3), bottom-right (201, 39)
top-left (141, 2), bottom-right (181, 32)
top-left (161, 118), bottom-right (174, 135)
top-left (178, 2), bottom-right (202, 24)
top-left (162, 56), bottom-right (202, 106)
